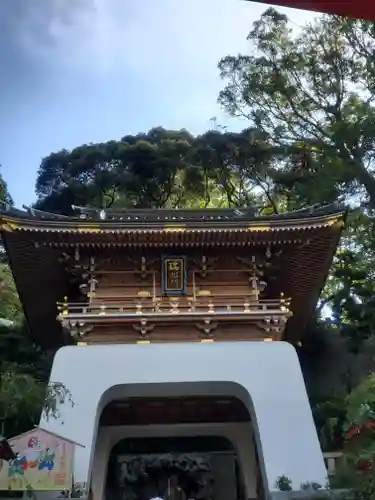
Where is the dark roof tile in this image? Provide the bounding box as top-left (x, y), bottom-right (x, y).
top-left (0, 202), bottom-right (347, 224)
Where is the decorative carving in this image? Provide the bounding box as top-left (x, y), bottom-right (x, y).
top-left (60, 318), bottom-right (93, 340)
top-left (169, 297), bottom-right (180, 314)
top-left (264, 246), bottom-right (283, 268)
top-left (280, 293), bottom-right (291, 312)
top-left (55, 268), bottom-right (293, 344)
top-left (195, 319), bottom-right (218, 338)
top-left (237, 255), bottom-right (267, 298)
top-left (57, 297), bottom-right (69, 316)
top-left (87, 277), bottom-right (98, 299)
top-left (128, 256), bottom-right (158, 280)
top-left (132, 319), bottom-right (155, 338)
top-left (256, 313), bottom-right (289, 336)
top-left (191, 255), bottom-right (219, 278)
top-left (59, 251), bottom-right (98, 299)
top-left (0, 221), bottom-right (17, 232)
top-left (152, 297), bottom-right (162, 312)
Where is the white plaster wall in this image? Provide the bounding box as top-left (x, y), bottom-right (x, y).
top-left (39, 341), bottom-right (327, 494)
top-left (91, 422), bottom-right (256, 500)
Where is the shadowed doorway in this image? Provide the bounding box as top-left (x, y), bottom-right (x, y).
top-left (100, 394), bottom-right (257, 500)
top-left (105, 435), bottom-right (246, 500)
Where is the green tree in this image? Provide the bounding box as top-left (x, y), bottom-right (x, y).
top-left (35, 127), bottom-right (289, 214)
top-left (192, 128), bottom-right (282, 210)
top-left (325, 210), bottom-right (375, 353)
top-left (0, 371), bottom-right (73, 437)
top-left (0, 177), bottom-right (68, 437)
top-left (35, 128), bottom-right (198, 214)
top-left (0, 264), bottom-right (22, 323)
top-left (218, 9), bottom-right (375, 209)
top-left (0, 166), bottom-right (13, 206)
top-left (217, 7), bottom-right (375, 359)
top-left (331, 374), bottom-right (375, 498)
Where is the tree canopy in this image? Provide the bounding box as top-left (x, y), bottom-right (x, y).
top-left (218, 9), bottom-right (375, 209)
top-left (34, 127), bottom-right (296, 214)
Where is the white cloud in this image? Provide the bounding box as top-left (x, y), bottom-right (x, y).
top-left (14, 0), bottom-right (316, 129)
top-left (16, 0), bottom-right (315, 77)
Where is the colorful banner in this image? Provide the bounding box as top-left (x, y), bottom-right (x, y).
top-left (0, 428), bottom-right (74, 491)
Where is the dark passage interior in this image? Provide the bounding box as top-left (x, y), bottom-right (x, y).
top-left (101, 395), bottom-right (264, 500)
top-left (105, 435), bottom-right (247, 500)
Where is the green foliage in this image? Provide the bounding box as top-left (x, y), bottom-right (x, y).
top-left (275, 475), bottom-right (292, 491)
top-left (0, 312), bottom-right (68, 437)
top-left (35, 128), bottom-right (198, 213)
top-left (345, 374), bottom-right (375, 427)
top-left (34, 127), bottom-right (288, 214)
top-left (312, 396), bottom-right (347, 452)
top-left (325, 211), bottom-right (375, 354)
top-left (0, 264), bottom-right (22, 324)
top-left (216, 8), bottom-right (375, 395)
top-left (328, 374), bottom-right (375, 499)
top-left (218, 9), bottom-right (375, 208)
top-left (0, 167), bottom-right (13, 207)
top-left (0, 372), bottom-right (73, 436)
top-left (0, 191), bottom-right (67, 437)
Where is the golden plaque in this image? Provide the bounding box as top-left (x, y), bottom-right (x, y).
top-left (162, 256), bottom-right (186, 294)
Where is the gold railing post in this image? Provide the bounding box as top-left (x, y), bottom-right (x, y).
top-left (244, 298), bottom-right (250, 313)
top-left (169, 297), bottom-right (180, 314)
top-left (61, 296), bottom-right (68, 316)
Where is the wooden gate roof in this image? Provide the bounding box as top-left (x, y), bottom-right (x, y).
top-left (0, 203), bottom-right (347, 347)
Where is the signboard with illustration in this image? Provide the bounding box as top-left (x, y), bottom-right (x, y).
top-left (0, 428), bottom-right (74, 491)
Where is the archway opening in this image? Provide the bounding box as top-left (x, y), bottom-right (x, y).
top-left (98, 394), bottom-right (263, 500)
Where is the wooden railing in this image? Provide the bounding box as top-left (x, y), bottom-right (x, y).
top-left (57, 293), bottom-right (291, 322)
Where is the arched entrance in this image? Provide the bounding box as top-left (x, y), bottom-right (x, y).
top-left (98, 395), bottom-right (260, 500)
top-left (43, 343), bottom-right (327, 497)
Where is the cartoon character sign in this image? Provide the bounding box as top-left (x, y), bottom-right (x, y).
top-left (25, 437), bottom-right (42, 468)
top-left (8, 436), bottom-right (44, 474)
top-left (0, 429), bottom-right (74, 490)
top-left (38, 447), bottom-right (56, 471)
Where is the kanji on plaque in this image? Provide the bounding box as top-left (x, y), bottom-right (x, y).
top-left (162, 257), bottom-right (186, 294)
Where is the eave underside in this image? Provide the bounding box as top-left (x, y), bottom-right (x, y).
top-left (2, 222), bottom-right (343, 347)
top-left (100, 396), bottom-right (250, 426)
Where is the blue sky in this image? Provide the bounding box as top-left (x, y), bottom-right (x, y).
top-left (0, 0), bottom-right (314, 207)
